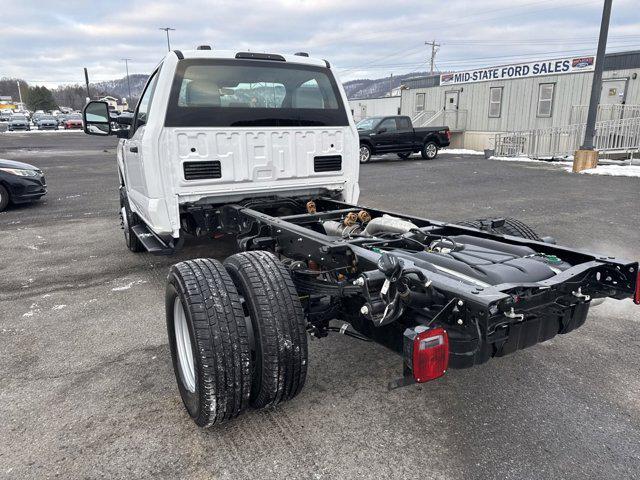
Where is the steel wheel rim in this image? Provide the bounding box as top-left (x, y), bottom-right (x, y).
top-left (426, 144), bottom-right (437, 158)
top-left (359, 146), bottom-right (370, 163)
top-left (174, 297), bottom-right (196, 393)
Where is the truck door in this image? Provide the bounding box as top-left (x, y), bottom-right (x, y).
top-left (396, 116), bottom-right (415, 151)
top-left (372, 117), bottom-right (399, 152)
top-left (122, 69), bottom-right (160, 218)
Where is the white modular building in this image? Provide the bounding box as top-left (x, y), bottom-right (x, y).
top-left (351, 50), bottom-right (640, 151)
top-left (348, 95), bottom-right (402, 123)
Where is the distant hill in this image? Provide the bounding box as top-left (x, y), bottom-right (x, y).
top-left (343, 71), bottom-right (429, 99)
top-left (88, 71), bottom-right (434, 102)
top-left (92, 74), bottom-right (149, 102)
top-left (2, 70), bottom-right (434, 111)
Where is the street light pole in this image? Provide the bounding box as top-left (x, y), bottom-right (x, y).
top-left (573, 0), bottom-right (613, 172)
top-left (159, 27), bottom-right (175, 51)
top-left (121, 58), bottom-right (133, 104)
top-left (16, 80), bottom-right (23, 105)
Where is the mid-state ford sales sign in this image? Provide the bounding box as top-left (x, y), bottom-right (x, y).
top-left (440, 56), bottom-right (595, 86)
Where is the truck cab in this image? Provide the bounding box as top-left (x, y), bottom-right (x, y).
top-left (83, 48), bottom-right (359, 253)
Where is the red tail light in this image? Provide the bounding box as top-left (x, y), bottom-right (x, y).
top-left (634, 269), bottom-right (640, 305)
top-left (446, 130), bottom-right (451, 141)
top-left (411, 327), bottom-right (449, 382)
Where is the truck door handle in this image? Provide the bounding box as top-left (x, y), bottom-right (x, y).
top-left (129, 146), bottom-right (138, 153)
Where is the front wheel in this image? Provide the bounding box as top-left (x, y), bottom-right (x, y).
top-left (457, 217), bottom-right (541, 241)
top-left (0, 185), bottom-right (10, 212)
top-left (359, 144), bottom-right (372, 164)
top-left (421, 141), bottom-right (439, 160)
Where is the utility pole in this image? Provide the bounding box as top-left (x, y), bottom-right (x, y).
top-left (16, 80), bottom-right (23, 105)
top-left (425, 40), bottom-right (440, 76)
top-left (389, 73), bottom-right (393, 96)
top-left (84, 67), bottom-right (91, 103)
top-left (573, 0), bottom-right (612, 172)
top-left (159, 27), bottom-right (175, 51)
top-left (121, 58), bottom-right (133, 103)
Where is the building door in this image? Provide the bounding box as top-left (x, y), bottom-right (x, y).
top-left (600, 79), bottom-right (627, 105)
top-left (360, 104), bottom-right (367, 120)
top-left (445, 91), bottom-right (459, 110)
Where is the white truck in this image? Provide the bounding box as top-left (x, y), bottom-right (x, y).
top-left (83, 48), bottom-right (640, 428)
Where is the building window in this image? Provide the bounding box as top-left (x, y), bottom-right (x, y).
top-left (537, 83), bottom-right (555, 117)
top-left (416, 93), bottom-right (425, 112)
top-left (488, 87), bottom-right (502, 118)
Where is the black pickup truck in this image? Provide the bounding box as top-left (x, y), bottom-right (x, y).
top-left (357, 115), bottom-right (450, 163)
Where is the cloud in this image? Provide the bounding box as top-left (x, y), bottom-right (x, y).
top-left (1, 0), bottom-right (639, 86)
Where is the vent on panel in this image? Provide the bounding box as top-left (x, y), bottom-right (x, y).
top-left (183, 161), bottom-right (221, 180)
top-left (314, 155), bottom-right (342, 172)
top-left (313, 155), bottom-right (342, 172)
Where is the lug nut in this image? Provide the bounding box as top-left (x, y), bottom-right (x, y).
top-left (360, 305), bottom-right (369, 315)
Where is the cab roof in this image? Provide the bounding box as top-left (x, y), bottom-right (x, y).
top-left (174, 49), bottom-right (329, 68)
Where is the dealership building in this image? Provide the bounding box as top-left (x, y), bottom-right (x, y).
top-left (349, 50), bottom-right (640, 151)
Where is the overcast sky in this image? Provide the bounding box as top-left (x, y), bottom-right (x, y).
top-left (2, 0), bottom-right (639, 87)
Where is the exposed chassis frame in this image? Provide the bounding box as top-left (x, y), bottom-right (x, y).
top-left (211, 196), bottom-right (638, 373)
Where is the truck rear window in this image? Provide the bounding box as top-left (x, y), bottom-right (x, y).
top-left (165, 59), bottom-right (349, 127)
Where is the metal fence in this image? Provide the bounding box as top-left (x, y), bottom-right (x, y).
top-left (569, 104), bottom-right (640, 124)
top-left (494, 116), bottom-right (640, 158)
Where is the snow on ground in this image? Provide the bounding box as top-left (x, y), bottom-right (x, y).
top-left (568, 164), bottom-right (640, 177)
top-left (1, 129), bottom-right (79, 134)
top-left (490, 156), bottom-right (640, 177)
top-left (440, 148), bottom-right (484, 155)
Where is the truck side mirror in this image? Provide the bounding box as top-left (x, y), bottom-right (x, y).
top-left (377, 127), bottom-right (387, 134)
top-left (83, 101), bottom-right (111, 136)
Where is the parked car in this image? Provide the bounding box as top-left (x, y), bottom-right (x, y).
top-left (35, 116), bottom-right (58, 130)
top-left (357, 115), bottom-right (451, 163)
top-left (55, 113), bottom-right (68, 125)
top-left (7, 115), bottom-right (30, 131)
top-left (31, 111), bottom-right (45, 124)
top-left (63, 114), bottom-right (83, 129)
top-left (0, 158), bottom-right (47, 211)
top-left (0, 110), bottom-right (13, 122)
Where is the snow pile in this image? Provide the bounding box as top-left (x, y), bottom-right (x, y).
top-left (441, 148), bottom-right (484, 155)
top-left (490, 156), bottom-right (573, 166)
top-left (570, 164), bottom-right (640, 177)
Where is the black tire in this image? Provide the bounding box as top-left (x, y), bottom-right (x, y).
top-left (397, 152), bottom-right (412, 159)
top-left (119, 189), bottom-right (144, 252)
top-left (421, 141), bottom-right (439, 159)
top-left (457, 217), bottom-right (541, 241)
top-left (224, 251), bottom-right (308, 409)
top-left (359, 144), bottom-right (372, 164)
top-left (166, 259), bottom-right (251, 427)
top-left (0, 185), bottom-right (10, 212)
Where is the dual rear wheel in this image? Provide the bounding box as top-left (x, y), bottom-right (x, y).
top-left (166, 251), bottom-right (308, 427)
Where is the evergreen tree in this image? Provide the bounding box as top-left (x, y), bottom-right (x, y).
top-left (25, 85), bottom-right (58, 111)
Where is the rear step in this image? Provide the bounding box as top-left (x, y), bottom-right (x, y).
top-left (131, 224), bottom-right (175, 255)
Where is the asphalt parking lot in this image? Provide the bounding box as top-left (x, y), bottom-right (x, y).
top-left (1, 132), bottom-right (639, 479)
